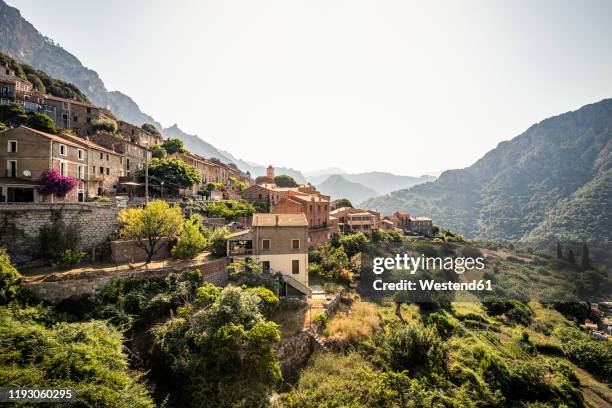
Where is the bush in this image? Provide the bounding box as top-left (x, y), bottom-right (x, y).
top-left (58, 249), bottom-right (85, 268)
top-left (0, 121), bottom-right (6, 132)
top-left (90, 118), bottom-right (118, 134)
top-left (374, 322), bottom-right (447, 373)
top-left (0, 306), bottom-right (155, 407)
top-left (172, 219), bottom-right (208, 259)
top-left (209, 227), bottom-right (230, 257)
top-left (26, 112), bottom-right (56, 133)
top-left (313, 312), bottom-right (328, 328)
top-left (555, 327), bottom-right (612, 381)
top-left (428, 312), bottom-right (456, 340)
top-left (245, 286), bottom-right (279, 316)
top-left (0, 248), bottom-right (21, 305)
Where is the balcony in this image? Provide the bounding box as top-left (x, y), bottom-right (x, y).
top-left (228, 239), bottom-right (253, 256)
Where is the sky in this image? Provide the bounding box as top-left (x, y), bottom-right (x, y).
top-left (7, 0), bottom-right (612, 175)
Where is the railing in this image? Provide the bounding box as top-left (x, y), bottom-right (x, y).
top-left (281, 274), bottom-right (312, 296)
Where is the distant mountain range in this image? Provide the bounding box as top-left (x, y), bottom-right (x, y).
top-left (316, 175), bottom-right (379, 204)
top-left (309, 171), bottom-right (436, 197)
top-left (363, 98), bottom-right (612, 263)
top-left (0, 0), bottom-right (306, 181)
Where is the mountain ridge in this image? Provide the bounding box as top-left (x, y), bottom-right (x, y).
top-left (316, 174), bottom-right (379, 203)
top-left (362, 98), bottom-right (612, 262)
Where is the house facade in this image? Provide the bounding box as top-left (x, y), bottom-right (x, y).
top-left (227, 213), bottom-right (310, 296)
top-left (0, 126), bottom-right (89, 202)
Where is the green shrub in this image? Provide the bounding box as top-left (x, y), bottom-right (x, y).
top-left (172, 219), bottom-right (208, 259)
top-left (313, 312), bottom-right (328, 328)
top-left (245, 286), bottom-right (279, 316)
top-left (555, 327), bottom-right (612, 381)
top-left (0, 306), bottom-right (154, 407)
top-left (195, 282), bottom-right (221, 306)
top-left (0, 248), bottom-right (21, 305)
top-left (209, 227), bottom-right (230, 257)
top-left (428, 312), bottom-right (456, 340)
top-left (26, 112), bottom-right (56, 134)
top-left (90, 118), bottom-right (118, 134)
top-left (58, 249), bottom-right (85, 268)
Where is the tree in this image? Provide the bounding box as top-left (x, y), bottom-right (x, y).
top-left (0, 103), bottom-right (27, 126)
top-left (209, 227), bottom-right (230, 257)
top-left (162, 138), bottom-right (187, 155)
top-left (144, 158), bottom-right (202, 189)
top-left (229, 176), bottom-right (246, 192)
top-left (0, 121), bottom-right (6, 132)
top-left (566, 249), bottom-right (576, 265)
top-left (172, 218), bottom-right (208, 259)
top-left (274, 174), bottom-right (298, 187)
top-left (150, 144), bottom-right (167, 159)
top-left (26, 73), bottom-right (46, 93)
top-left (332, 198), bottom-right (353, 209)
top-left (152, 285), bottom-right (281, 407)
top-left (37, 169), bottom-right (79, 197)
top-left (141, 123), bottom-right (161, 138)
top-left (118, 200), bottom-right (184, 263)
top-left (90, 118), bottom-right (118, 134)
top-left (556, 242), bottom-right (563, 259)
top-left (581, 243), bottom-right (591, 270)
top-left (26, 112), bottom-right (56, 134)
top-left (338, 232), bottom-right (369, 258)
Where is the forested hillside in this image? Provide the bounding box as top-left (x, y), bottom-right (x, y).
top-left (363, 99), bottom-right (612, 261)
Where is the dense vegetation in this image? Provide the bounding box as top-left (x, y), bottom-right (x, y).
top-left (363, 99), bottom-right (612, 265)
top-left (0, 52), bottom-right (90, 102)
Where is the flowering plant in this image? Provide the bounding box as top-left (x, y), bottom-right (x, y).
top-left (37, 169), bottom-right (80, 197)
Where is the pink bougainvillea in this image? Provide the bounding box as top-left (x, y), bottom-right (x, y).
top-left (37, 169), bottom-right (80, 197)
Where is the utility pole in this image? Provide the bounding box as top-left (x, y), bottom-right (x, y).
top-left (144, 141), bottom-right (149, 204)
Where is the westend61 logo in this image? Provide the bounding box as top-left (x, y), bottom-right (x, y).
top-left (371, 254), bottom-right (493, 292)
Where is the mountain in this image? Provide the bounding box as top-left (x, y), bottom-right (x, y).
top-left (308, 171), bottom-right (436, 195)
top-left (0, 0), bottom-right (272, 173)
top-left (317, 175), bottom-right (379, 203)
top-left (304, 167), bottom-right (346, 178)
top-left (362, 98), bottom-right (612, 261)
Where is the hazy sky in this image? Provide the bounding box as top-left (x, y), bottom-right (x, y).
top-left (7, 0), bottom-right (612, 175)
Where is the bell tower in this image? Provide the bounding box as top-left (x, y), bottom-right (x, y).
top-left (266, 165), bottom-right (275, 179)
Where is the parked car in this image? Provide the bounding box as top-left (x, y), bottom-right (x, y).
top-left (227, 221), bottom-right (244, 229)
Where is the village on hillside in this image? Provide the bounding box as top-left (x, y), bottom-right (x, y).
top-left (0, 58), bottom-right (434, 298)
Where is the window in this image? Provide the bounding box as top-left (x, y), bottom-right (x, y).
top-left (59, 160), bottom-right (67, 176)
top-left (86, 107), bottom-right (91, 113)
top-left (292, 239), bottom-right (300, 249)
top-left (86, 117), bottom-right (91, 124)
top-left (77, 149), bottom-right (84, 160)
top-left (6, 160), bottom-right (17, 178)
top-left (59, 144), bottom-right (67, 156)
top-left (106, 154), bottom-right (109, 161)
top-left (262, 261), bottom-right (270, 273)
top-left (92, 166), bottom-right (96, 173)
top-left (77, 165), bottom-right (83, 179)
top-left (73, 116), bottom-right (78, 122)
top-left (62, 102), bottom-right (68, 110)
top-left (7, 140), bottom-right (17, 153)
top-left (292, 260), bottom-right (300, 275)
top-left (100, 153), bottom-right (103, 160)
top-left (106, 168), bottom-right (109, 175)
top-left (99, 167), bottom-right (104, 174)
top-left (262, 239), bottom-right (270, 250)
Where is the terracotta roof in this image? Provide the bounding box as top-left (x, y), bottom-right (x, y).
top-left (44, 94), bottom-right (98, 109)
top-left (379, 219), bottom-right (394, 224)
top-left (411, 216), bottom-right (432, 221)
top-left (10, 126), bottom-right (82, 148)
top-left (57, 132), bottom-right (121, 155)
top-left (349, 212), bottom-right (374, 217)
top-left (252, 213), bottom-right (308, 227)
top-left (94, 131), bottom-right (148, 149)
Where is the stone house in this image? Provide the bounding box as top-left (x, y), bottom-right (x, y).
top-left (227, 213), bottom-right (311, 297)
top-left (409, 216), bottom-right (433, 237)
top-left (117, 121), bottom-right (162, 147)
top-left (41, 95), bottom-right (114, 137)
top-left (56, 133), bottom-right (125, 197)
top-left (271, 189), bottom-right (336, 246)
top-left (89, 131), bottom-right (150, 179)
top-left (0, 126), bottom-right (89, 202)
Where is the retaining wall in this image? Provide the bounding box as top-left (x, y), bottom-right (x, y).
top-left (0, 202), bottom-right (121, 267)
top-left (23, 257), bottom-right (230, 302)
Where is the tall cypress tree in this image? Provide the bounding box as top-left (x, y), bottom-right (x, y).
top-left (581, 243), bottom-right (591, 270)
top-left (567, 249), bottom-right (576, 265)
top-left (556, 242), bottom-right (563, 259)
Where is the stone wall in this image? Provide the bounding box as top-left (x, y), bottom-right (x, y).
top-left (276, 330), bottom-right (315, 380)
top-left (0, 202), bottom-right (121, 267)
top-left (23, 257), bottom-right (230, 302)
top-left (110, 238), bottom-right (172, 263)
